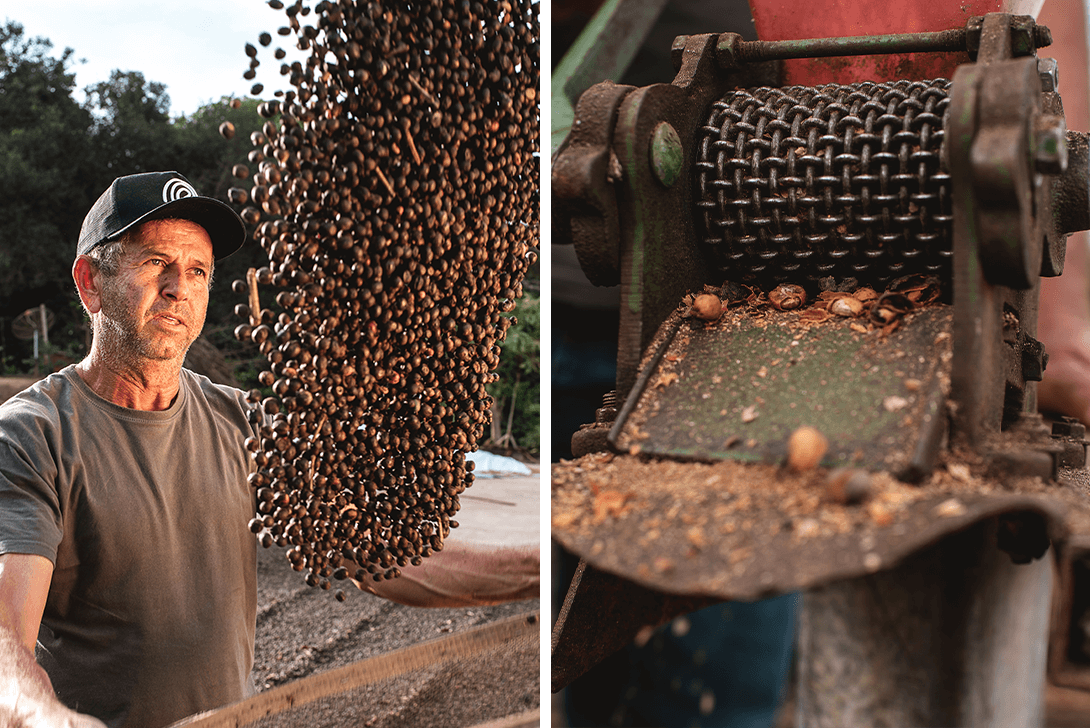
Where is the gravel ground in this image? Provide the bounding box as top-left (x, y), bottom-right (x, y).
top-left (247, 469), bottom-right (541, 728)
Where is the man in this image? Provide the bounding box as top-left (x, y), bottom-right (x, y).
top-left (0, 172), bottom-right (537, 728)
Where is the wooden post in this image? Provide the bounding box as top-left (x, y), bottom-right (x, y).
top-left (39, 304), bottom-right (50, 372)
top-left (795, 518), bottom-right (1052, 727)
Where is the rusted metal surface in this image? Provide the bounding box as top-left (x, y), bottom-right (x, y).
top-left (715, 28), bottom-right (974, 70)
top-left (1055, 131), bottom-right (1090, 239)
top-left (553, 82), bottom-right (636, 287)
top-left (552, 7), bottom-right (1090, 700)
top-left (610, 35), bottom-right (732, 398)
top-left (554, 35), bottom-right (779, 399)
top-left (552, 451), bottom-right (1088, 602)
top-left (798, 518), bottom-right (1053, 727)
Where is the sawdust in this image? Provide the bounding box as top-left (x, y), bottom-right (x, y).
top-left (553, 451), bottom-right (988, 538)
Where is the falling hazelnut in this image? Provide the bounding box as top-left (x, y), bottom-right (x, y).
top-left (787, 426), bottom-right (827, 472)
top-left (770, 284), bottom-right (806, 311)
top-left (691, 293), bottom-right (723, 321)
top-left (219, 121), bottom-right (236, 140)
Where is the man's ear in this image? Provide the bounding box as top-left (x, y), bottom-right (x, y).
top-left (73, 257), bottom-right (104, 315)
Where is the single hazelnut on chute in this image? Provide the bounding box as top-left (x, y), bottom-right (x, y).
top-left (691, 293), bottom-right (723, 320)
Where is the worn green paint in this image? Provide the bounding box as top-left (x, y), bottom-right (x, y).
top-left (615, 307), bottom-right (953, 471)
top-left (650, 122), bottom-right (683, 187)
top-left (619, 98), bottom-right (648, 317)
top-left (550, 0), bottom-right (670, 155)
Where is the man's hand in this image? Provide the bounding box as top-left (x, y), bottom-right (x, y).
top-left (0, 554), bottom-right (105, 728)
top-left (0, 695), bottom-right (108, 728)
top-left (0, 619), bottom-right (107, 728)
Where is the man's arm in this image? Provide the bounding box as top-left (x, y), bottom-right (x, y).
top-left (0, 553), bottom-right (106, 728)
top-left (350, 470), bottom-right (540, 608)
top-left (354, 541), bottom-right (539, 607)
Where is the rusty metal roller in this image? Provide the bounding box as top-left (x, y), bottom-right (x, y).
top-left (694, 79), bottom-right (953, 286)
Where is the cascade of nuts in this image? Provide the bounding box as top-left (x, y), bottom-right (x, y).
top-left (226, 0), bottom-right (539, 592)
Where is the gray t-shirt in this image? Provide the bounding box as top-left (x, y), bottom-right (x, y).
top-left (0, 365), bottom-right (259, 728)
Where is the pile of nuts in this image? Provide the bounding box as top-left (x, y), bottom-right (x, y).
top-left (687, 274), bottom-right (942, 333)
top-left (225, 0), bottom-right (539, 592)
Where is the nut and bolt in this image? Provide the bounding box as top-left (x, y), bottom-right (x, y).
top-left (1052, 416), bottom-right (1086, 439)
top-left (650, 122), bottom-right (683, 188)
top-left (1035, 114), bottom-right (1069, 175)
top-left (595, 391), bottom-right (619, 424)
top-left (1038, 57), bottom-right (1058, 93)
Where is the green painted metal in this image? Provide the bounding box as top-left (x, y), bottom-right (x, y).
top-left (550, 0), bottom-right (671, 155)
top-left (612, 307), bottom-right (953, 474)
top-left (649, 122), bottom-right (683, 187)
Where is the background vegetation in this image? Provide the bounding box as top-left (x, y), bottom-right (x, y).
top-left (0, 20), bottom-right (539, 454)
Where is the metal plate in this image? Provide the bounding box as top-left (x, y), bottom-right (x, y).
top-left (552, 454), bottom-right (1090, 601)
top-left (611, 304), bottom-right (952, 478)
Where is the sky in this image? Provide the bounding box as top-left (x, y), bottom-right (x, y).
top-left (7, 0), bottom-right (310, 118)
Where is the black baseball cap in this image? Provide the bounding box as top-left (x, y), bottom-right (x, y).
top-left (77, 171), bottom-right (246, 260)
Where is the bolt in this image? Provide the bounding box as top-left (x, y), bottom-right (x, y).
top-left (1034, 24), bottom-right (1053, 50)
top-left (595, 391), bottom-right (619, 424)
top-left (1038, 57), bottom-right (1058, 93)
top-left (1052, 416), bottom-right (1086, 439)
top-left (715, 33), bottom-right (745, 70)
top-left (650, 122), bottom-right (683, 188)
top-left (1035, 114), bottom-right (1069, 175)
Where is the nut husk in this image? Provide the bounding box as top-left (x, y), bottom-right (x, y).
top-left (830, 295), bottom-right (864, 317)
top-left (770, 284), bottom-right (806, 311)
top-left (824, 468), bottom-right (872, 504)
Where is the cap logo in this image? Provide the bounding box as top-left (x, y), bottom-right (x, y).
top-left (162, 178), bottom-right (197, 203)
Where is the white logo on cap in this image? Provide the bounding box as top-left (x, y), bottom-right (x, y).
top-left (162, 178), bottom-right (197, 203)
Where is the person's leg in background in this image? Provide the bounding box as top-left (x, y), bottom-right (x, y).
top-left (1037, 0), bottom-right (1090, 424)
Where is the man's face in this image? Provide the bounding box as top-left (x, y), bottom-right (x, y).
top-left (95, 219), bottom-right (214, 364)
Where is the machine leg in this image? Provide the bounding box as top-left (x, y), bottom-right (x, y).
top-left (796, 518), bottom-right (1052, 727)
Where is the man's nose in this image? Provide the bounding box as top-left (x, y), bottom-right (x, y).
top-left (160, 265), bottom-right (187, 300)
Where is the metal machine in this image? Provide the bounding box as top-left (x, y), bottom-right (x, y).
top-left (552, 0), bottom-right (1090, 722)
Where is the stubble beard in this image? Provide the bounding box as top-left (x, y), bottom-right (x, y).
top-left (95, 287), bottom-right (200, 369)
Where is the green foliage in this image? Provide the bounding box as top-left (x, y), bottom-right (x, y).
top-left (0, 20), bottom-right (267, 374)
top-left (0, 22), bottom-right (97, 371)
top-left (487, 292), bottom-right (540, 454)
top-left (86, 70), bottom-right (175, 174)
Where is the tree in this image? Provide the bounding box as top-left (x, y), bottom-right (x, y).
top-left (487, 291), bottom-right (540, 454)
top-left (0, 22), bottom-right (97, 370)
top-left (86, 70), bottom-right (177, 175)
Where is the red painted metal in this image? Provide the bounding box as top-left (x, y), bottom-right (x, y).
top-left (746, 0), bottom-right (1043, 83)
